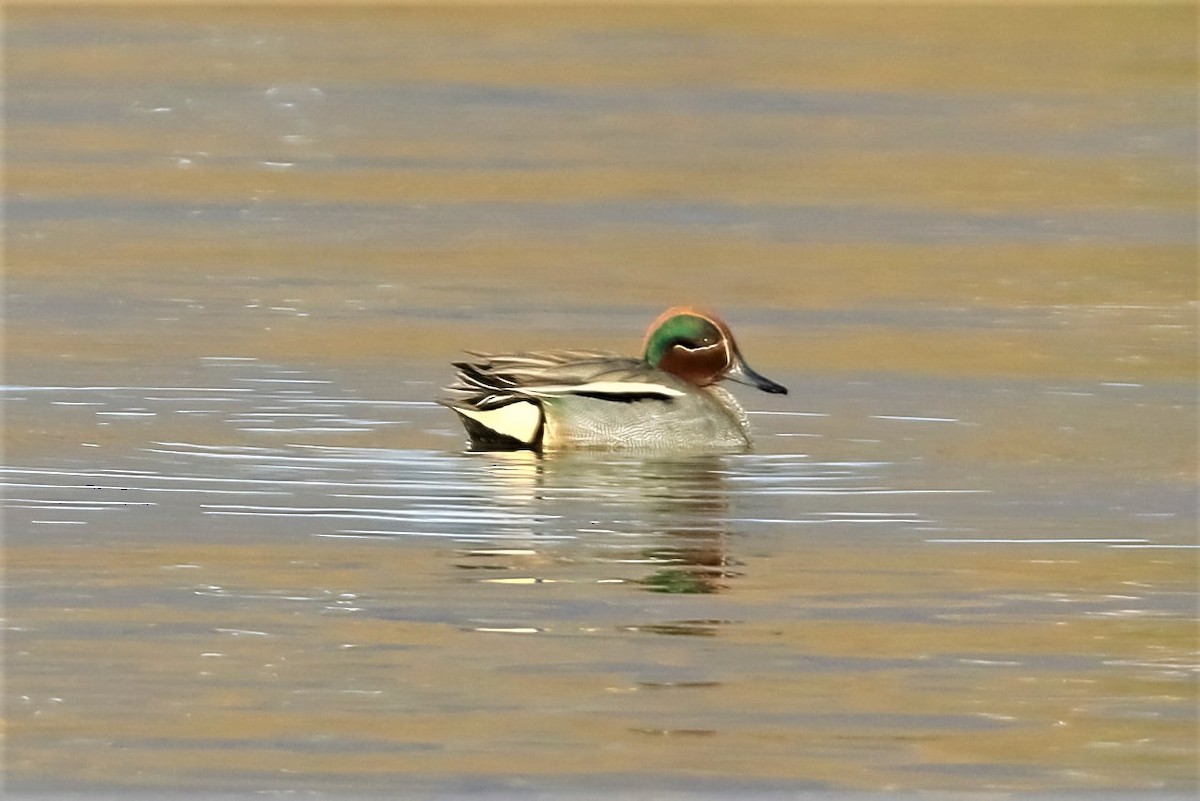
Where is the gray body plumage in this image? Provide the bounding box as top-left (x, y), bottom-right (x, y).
top-left (541, 381), bottom-right (751, 450)
top-left (440, 350), bottom-right (754, 452)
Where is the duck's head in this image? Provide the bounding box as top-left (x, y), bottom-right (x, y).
top-left (642, 306), bottom-right (788, 395)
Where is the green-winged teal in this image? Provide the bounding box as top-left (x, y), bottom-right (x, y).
top-left (440, 307), bottom-right (787, 452)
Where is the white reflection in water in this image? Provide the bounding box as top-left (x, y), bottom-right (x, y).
top-left (0, 368), bottom-right (1193, 798)
top-left (6, 364), bottom-right (1002, 600)
top-left (2, 370), bottom-right (1194, 642)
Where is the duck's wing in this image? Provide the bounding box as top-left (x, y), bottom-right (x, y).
top-left (441, 350), bottom-right (685, 411)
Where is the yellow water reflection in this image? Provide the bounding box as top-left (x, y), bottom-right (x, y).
top-left (5, 2), bottom-right (1196, 794)
top-left (7, 537), bottom-right (1196, 790)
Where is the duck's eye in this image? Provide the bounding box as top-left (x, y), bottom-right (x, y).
top-left (674, 334), bottom-right (718, 352)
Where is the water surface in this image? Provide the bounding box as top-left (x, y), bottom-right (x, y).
top-left (4, 4), bottom-right (1197, 795)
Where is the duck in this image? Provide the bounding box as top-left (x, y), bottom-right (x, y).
top-left (440, 306), bottom-right (787, 452)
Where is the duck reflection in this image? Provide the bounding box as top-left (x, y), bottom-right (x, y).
top-left (466, 450), bottom-right (739, 594)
